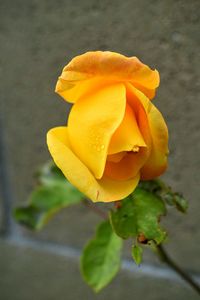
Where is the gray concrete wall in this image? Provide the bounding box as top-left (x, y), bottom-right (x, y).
top-left (0, 0), bottom-right (200, 299)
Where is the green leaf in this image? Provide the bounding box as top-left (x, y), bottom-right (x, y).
top-left (173, 194), bottom-right (188, 213)
top-left (37, 161), bottom-right (67, 186)
top-left (139, 179), bottom-right (188, 213)
top-left (132, 245), bottom-right (143, 266)
top-left (81, 220), bottom-right (123, 292)
top-left (14, 160), bottom-right (84, 230)
top-left (13, 182), bottom-right (83, 230)
top-left (14, 206), bottom-right (42, 230)
top-left (110, 188), bottom-right (166, 244)
top-left (138, 179), bottom-right (163, 194)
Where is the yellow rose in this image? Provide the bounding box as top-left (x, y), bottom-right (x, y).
top-left (47, 51), bottom-right (168, 202)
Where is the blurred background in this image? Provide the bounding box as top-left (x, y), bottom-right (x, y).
top-left (0, 0), bottom-right (200, 299)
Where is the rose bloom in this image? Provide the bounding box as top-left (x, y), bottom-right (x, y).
top-left (47, 51), bottom-right (168, 202)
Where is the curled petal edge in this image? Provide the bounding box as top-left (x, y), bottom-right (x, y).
top-left (56, 51), bottom-right (160, 102)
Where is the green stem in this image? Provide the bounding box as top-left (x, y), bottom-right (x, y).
top-left (157, 244), bottom-right (200, 295)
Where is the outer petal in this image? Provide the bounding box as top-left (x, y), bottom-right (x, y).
top-left (55, 51), bottom-right (160, 102)
top-left (126, 84), bottom-right (169, 179)
top-left (68, 84), bottom-right (126, 179)
top-left (47, 127), bottom-right (140, 202)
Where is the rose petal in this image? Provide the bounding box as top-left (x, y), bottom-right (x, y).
top-left (126, 83), bottom-right (152, 158)
top-left (104, 148), bottom-right (147, 181)
top-left (132, 82), bottom-right (157, 100)
top-left (47, 127), bottom-right (140, 202)
top-left (126, 84), bottom-right (169, 179)
top-left (108, 103), bottom-right (146, 155)
top-left (56, 51), bottom-right (160, 103)
top-left (107, 152), bottom-right (126, 163)
top-left (68, 84), bottom-right (126, 179)
top-left (56, 77), bottom-right (115, 103)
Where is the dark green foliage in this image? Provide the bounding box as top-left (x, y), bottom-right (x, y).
top-left (110, 188), bottom-right (166, 244)
top-left (81, 221), bottom-right (123, 292)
